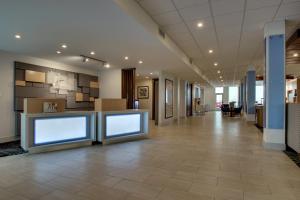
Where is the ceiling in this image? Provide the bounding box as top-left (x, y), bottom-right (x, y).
top-left (0, 0), bottom-right (299, 87)
top-left (136, 0), bottom-right (300, 85)
top-left (0, 0), bottom-right (207, 84)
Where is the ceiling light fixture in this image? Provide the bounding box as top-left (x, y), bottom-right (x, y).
top-left (61, 44), bottom-right (67, 49)
top-left (80, 55), bottom-right (108, 68)
top-left (14, 34), bottom-right (21, 39)
top-left (208, 49), bottom-right (213, 54)
top-left (197, 22), bottom-right (203, 28)
top-left (293, 53), bottom-right (299, 57)
top-left (56, 51), bottom-right (61, 54)
top-left (139, 60), bottom-right (143, 64)
top-left (221, 80), bottom-right (223, 82)
top-left (145, 76), bottom-right (149, 79)
top-left (150, 72), bottom-right (153, 75)
top-left (90, 51), bottom-right (95, 55)
top-left (220, 76), bottom-right (222, 79)
top-left (214, 62), bottom-right (218, 66)
top-left (104, 63), bottom-right (110, 68)
top-left (217, 70), bottom-right (221, 74)
top-left (125, 56), bottom-right (129, 60)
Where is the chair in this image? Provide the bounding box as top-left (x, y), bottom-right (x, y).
top-left (234, 106), bottom-right (243, 115)
top-left (221, 104), bottom-right (230, 115)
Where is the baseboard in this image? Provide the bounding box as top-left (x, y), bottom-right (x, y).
top-left (0, 136), bottom-right (19, 144)
top-left (263, 128), bottom-right (285, 150)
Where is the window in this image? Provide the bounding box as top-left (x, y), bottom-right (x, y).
top-left (215, 87), bottom-right (223, 94)
top-left (229, 86), bottom-right (239, 105)
top-left (256, 85), bottom-right (264, 104)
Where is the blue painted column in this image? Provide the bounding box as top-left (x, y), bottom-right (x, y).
top-left (239, 81), bottom-right (244, 106)
top-left (243, 77), bottom-right (247, 111)
top-left (263, 21), bottom-right (285, 150)
top-left (245, 68), bottom-right (256, 121)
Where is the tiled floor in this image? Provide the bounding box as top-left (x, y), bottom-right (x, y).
top-left (0, 112), bottom-right (299, 200)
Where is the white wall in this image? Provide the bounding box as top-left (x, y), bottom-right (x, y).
top-left (136, 78), bottom-right (153, 119)
top-left (99, 69), bottom-right (122, 98)
top-left (178, 80), bottom-right (187, 118)
top-left (158, 71), bottom-right (178, 125)
top-left (222, 86), bottom-right (229, 104)
top-left (0, 50), bottom-right (98, 142)
top-left (204, 86), bottom-right (216, 111)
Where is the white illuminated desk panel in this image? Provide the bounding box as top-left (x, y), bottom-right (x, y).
top-left (97, 109), bottom-right (149, 144)
top-left (21, 111), bottom-right (96, 153)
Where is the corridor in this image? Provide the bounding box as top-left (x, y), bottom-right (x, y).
top-left (0, 112), bottom-right (299, 200)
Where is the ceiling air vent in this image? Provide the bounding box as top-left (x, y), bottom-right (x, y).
top-left (158, 28), bottom-right (165, 39)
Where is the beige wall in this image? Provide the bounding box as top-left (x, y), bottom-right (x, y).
top-left (99, 69), bottom-right (122, 98)
top-left (135, 79), bottom-right (153, 119)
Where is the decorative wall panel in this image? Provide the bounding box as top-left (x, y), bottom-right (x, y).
top-left (25, 70), bottom-right (46, 83)
top-left (14, 61), bottom-right (99, 135)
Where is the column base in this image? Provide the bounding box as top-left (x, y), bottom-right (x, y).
top-left (244, 113), bottom-right (255, 121)
top-left (263, 128), bottom-right (285, 150)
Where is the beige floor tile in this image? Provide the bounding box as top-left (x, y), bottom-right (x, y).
top-left (0, 112), bottom-right (299, 200)
top-left (113, 179), bottom-right (162, 199)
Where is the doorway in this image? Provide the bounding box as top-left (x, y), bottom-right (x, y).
top-left (152, 79), bottom-right (159, 125)
top-left (216, 94), bottom-right (223, 109)
top-left (186, 83), bottom-right (193, 116)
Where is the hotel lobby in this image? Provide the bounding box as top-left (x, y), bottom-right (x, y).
top-left (0, 0), bottom-right (300, 199)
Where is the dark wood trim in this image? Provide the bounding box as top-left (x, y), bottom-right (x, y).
top-left (152, 78), bottom-right (158, 121)
top-left (121, 68), bottom-right (136, 109)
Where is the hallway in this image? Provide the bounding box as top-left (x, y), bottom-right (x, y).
top-left (0, 112), bottom-right (299, 200)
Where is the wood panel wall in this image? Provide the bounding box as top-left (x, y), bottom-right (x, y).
top-left (121, 68), bottom-right (136, 109)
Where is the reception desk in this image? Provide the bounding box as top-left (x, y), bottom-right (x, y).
top-left (286, 103), bottom-right (300, 153)
top-left (20, 98), bottom-right (149, 153)
top-left (21, 111), bottom-right (96, 153)
top-left (97, 109), bottom-right (149, 144)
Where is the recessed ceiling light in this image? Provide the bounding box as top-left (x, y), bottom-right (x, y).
top-left (83, 58), bottom-right (89, 62)
top-left (90, 51), bottom-right (95, 55)
top-left (125, 56), bottom-right (129, 60)
top-left (150, 72), bottom-right (153, 75)
top-left (145, 76), bottom-right (149, 79)
top-left (217, 70), bottom-right (221, 74)
top-left (14, 34), bottom-right (21, 39)
top-left (197, 22), bottom-right (203, 28)
top-left (61, 44), bottom-right (67, 49)
top-left (221, 80), bottom-right (223, 82)
top-left (56, 51), bottom-right (61, 54)
top-left (137, 74), bottom-right (140, 76)
top-left (138, 60), bottom-right (143, 64)
top-left (208, 49), bottom-right (213, 54)
top-left (104, 63), bottom-right (110, 68)
top-left (214, 62), bottom-right (218, 66)
top-left (220, 76), bottom-right (222, 79)
top-left (293, 53), bottom-right (299, 57)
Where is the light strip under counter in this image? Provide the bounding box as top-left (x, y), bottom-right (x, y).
top-left (97, 109), bottom-right (149, 144)
top-left (21, 111), bottom-right (96, 153)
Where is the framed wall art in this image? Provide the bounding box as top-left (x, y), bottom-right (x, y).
top-left (137, 86), bottom-right (149, 99)
top-left (165, 79), bottom-right (173, 118)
